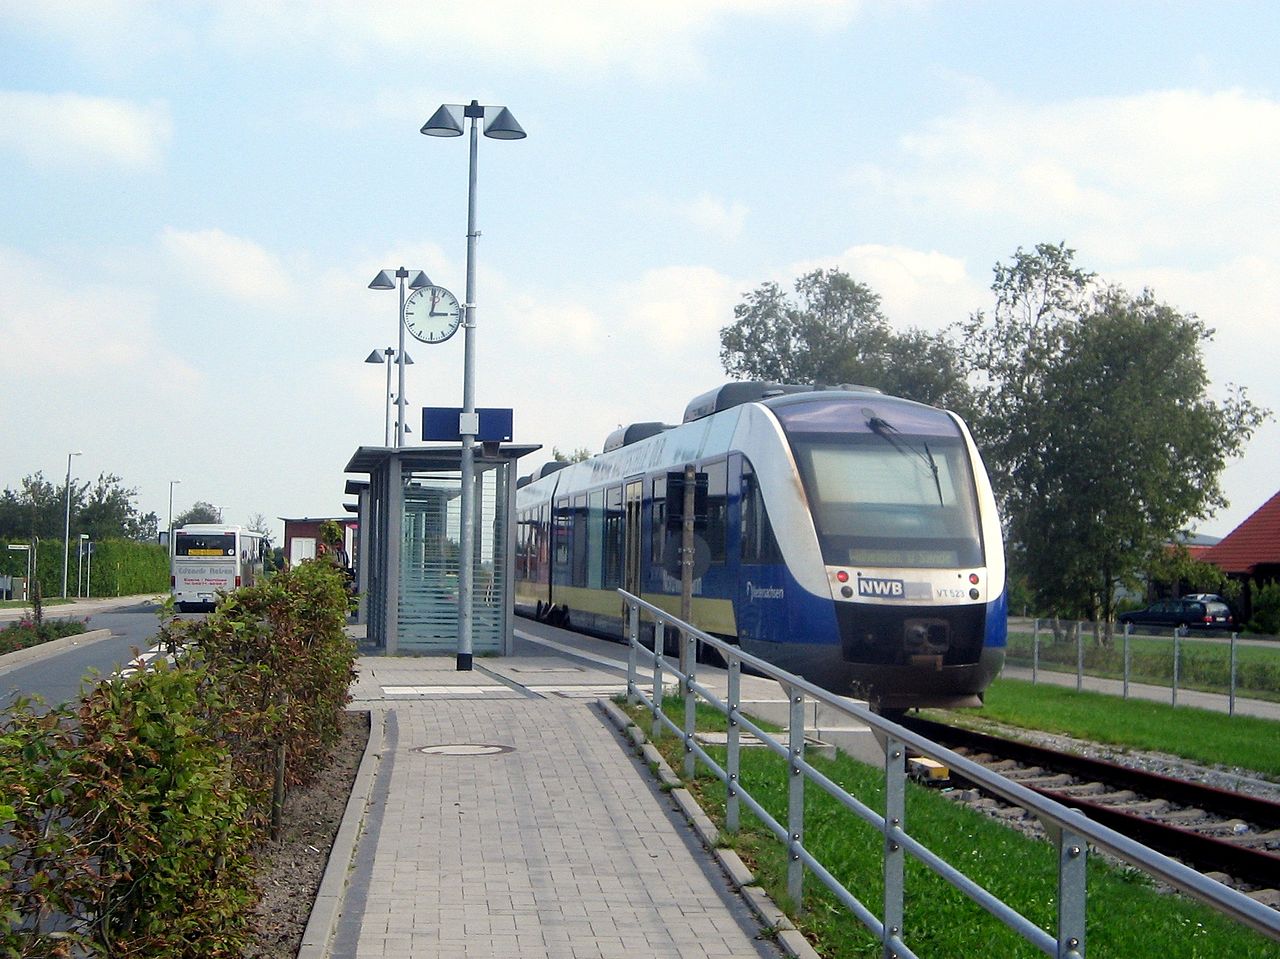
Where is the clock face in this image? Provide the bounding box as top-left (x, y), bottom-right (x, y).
top-left (403, 285), bottom-right (462, 343)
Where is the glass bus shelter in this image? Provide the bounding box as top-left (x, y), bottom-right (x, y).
top-left (344, 444), bottom-right (539, 656)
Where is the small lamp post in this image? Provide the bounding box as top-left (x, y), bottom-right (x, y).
top-left (62, 450), bottom-right (82, 598)
top-left (168, 479), bottom-right (181, 555)
top-left (77, 533), bottom-right (89, 598)
top-left (368, 269), bottom-right (429, 447)
top-left (365, 347), bottom-right (414, 447)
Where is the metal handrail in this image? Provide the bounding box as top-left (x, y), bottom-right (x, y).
top-left (618, 590), bottom-right (1280, 956)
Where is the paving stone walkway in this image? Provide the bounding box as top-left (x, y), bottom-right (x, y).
top-left (329, 656), bottom-right (783, 959)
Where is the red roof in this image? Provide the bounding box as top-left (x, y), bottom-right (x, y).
top-left (1203, 490), bottom-right (1280, 574)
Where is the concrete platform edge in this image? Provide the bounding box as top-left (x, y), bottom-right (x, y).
top-left (597, 698), bottom-right (821, 959)
top-left (298, 707), bottom-right (385, 959)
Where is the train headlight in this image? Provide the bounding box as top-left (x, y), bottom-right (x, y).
top-left (969, 588), bottom-right (980, 600)
top-left (968, 573), bottom-right (979, 585)
top-left (836, 570), bottom-right (849, 583)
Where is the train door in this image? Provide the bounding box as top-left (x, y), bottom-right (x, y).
top-left (622, 480), bottom-right (643, 604)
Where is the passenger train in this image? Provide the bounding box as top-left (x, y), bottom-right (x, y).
top-left (514, 382), bottom-right (1006, 711)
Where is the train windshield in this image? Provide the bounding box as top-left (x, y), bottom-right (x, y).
top-left (780, 404), bottom-right (984, 569)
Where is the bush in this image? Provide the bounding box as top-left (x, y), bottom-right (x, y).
top-left (1, 558), bottom-right (358, 956)
top-left (1248, 581), bottom-right (1280, 636)
top-left (77, 665), bottom-right (258, 955)
top-left (0, 617), bottom-right (87, 656)
top-left (159, 559), bottom-right (356, 822)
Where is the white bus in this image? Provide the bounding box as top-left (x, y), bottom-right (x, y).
top-left (171, 524), bottom-right (267, 612)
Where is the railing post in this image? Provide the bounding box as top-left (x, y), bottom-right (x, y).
top-left (1032, 618), bottom-right (1040, 684)
top-left (652, 621), bottom-right (665, 741)
top-left (684, 626), bottom-right (697, 782)
top-left (1056, 828), bottom-right (1087, 958)
top-left (726, 655), bottom-right (741, 833)
top-left (787, 685), bottom-right (805, 911)
top-left (1122, 623), bottom-right (1131, 699)
top-left (1229, 632), bottom-right (1238, 717)
top-left (883, 735), bottom-right (906, 959)
top-left (1172, 627), bottom-right (1181, 707)
top-left (627, 599), bottom-right (639, 706)
top-left (1075, 621), bottom-right (1084, 693)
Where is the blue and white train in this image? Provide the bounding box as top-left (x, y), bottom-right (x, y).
top-left (514, 382), bottom-right (1006, 711)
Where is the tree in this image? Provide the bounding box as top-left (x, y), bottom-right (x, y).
top-left (0, 471), bottom-right (156, 542)
top-left (960, 244), bottom-right (1268, 625)
top-left (551, 447), bottom-right (592, 464)
top-left (174, 501), bottom-right (222, 526)
top-left (719, 268), bottom-right (971, 408)
top-left (78, 473), bottom-right (159, 542)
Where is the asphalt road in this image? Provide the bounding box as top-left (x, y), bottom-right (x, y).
top-left (1, 600), bottom-right (172, 710)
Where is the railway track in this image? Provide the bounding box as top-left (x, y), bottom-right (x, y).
top-left (898, 715), bottom-right (1280, 901)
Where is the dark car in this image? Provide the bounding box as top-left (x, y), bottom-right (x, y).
top-left (1118, 598), bottom-right (1236, 631)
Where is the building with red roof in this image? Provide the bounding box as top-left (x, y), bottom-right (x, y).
top-left (1202, 490), bottom-right (1280, 619)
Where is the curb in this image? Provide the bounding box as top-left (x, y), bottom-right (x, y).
top-left (298, 708), bottom-right (385, 959)
top-left (0, 628), bottom-right (115, 677)
top-left (598, 698), bottom-right (821, 959)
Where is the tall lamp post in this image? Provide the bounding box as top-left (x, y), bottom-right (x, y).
top-left (422, 99), bottom-right (526, 671)
top-left (368, 269), bottom-right (429, 447)
top-left (364, 347), bottom-right (414, 447)
top-left (62, 450), bottom-right (82, 598)
top-left (168, 479), bottom-right (181, 555)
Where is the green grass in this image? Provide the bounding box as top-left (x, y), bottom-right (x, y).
top-left (940, 678), bottom-right (1280, 778)
top-left (0, 597), bottom-right (73, 610)
top-left (631, 698), bottom-right (1280, 958)
top-left (1005, 627), bottom-right (1280, 702)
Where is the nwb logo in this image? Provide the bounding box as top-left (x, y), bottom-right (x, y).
top-left (857, 577), bottom-right (905, 598)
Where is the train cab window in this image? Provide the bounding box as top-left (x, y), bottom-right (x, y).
top-left (650, 475), bottom-right (667, 566)
top-left (603, 486), bottom-right (623, 590)
top-left (703, 460), bottom-right (727, 564)
top-left (741, 462), bottom-right (782, 564)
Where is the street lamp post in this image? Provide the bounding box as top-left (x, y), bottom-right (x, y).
top-left (78, 533), bottom-right (89, 598)
top-left (62, 450), bottom-right (82, 598)
top-left (369, 269), bottom-right (429, 447)
top-left (364, 347), bottom-right (414, 447)
top-left (422, 99), bottom-right (526, 671)
top-left (168, 479), bottom-right (181, 555)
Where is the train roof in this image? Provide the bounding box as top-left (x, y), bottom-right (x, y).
top-left (682, 381), bottom-right (882, 423)
top-left (602, 421), bottom-right (674, 453)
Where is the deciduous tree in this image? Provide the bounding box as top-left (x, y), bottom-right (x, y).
top-left (961, 244), bottom-right (1268, 624)
top-left (719, 268), bottom-right (970, 408)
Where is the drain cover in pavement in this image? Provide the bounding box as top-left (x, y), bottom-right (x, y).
top-left (416, 743), bottom-right (514, 757)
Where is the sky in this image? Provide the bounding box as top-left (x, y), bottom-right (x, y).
top-left (1, 1), bottom-right (1277, 544)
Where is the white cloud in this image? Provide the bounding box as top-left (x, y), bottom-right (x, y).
top-left (0, 90), bottom-right (170, 170)
top-left (681, 195), bottom-right (750, 241)
top-left (869, 88), bottom-right (1280, 263)
top-left (160, 228), bottom-right (298, 304)
top-left (789, 244), bottom-right (983, 331)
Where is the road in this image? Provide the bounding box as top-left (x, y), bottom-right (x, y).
top-left (0, 599), bottom-right (171, 710)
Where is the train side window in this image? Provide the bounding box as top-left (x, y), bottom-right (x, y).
top-left (572, 494), bottom-right (589, 588)
top-left (587, 490), bottom-right (605, 590)
top-left (650, 475), bottom-right (667, 566)
top-left (742, 462), bottom-right (782, 564)
top-left (603, 485), bottom-right (623, 590)
top-left (703, 459), bottom-right (727, 564)
top-left (553, 497), bottom-right (571, 580)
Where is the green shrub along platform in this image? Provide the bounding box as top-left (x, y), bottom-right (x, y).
top-left (0, 559), bottom-right (357, 958)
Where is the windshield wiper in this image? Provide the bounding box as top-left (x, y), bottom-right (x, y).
top-left (866, 413), bottom-right (945, 507)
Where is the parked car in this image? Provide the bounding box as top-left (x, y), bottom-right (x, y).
top-left (1118, 598), bottom-right (1236, 631)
